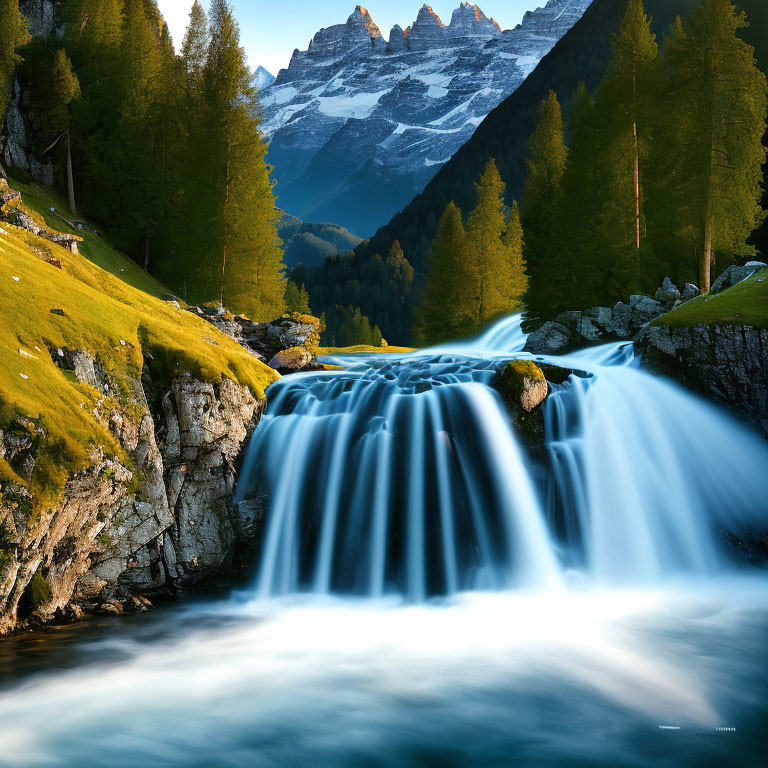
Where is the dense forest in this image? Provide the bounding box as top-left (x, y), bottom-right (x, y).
top-left (1, 0), bottom-right (286, 321)
top-left (299, 0), bottom-right (768, 344)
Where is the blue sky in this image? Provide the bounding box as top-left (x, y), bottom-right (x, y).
top-left (156, 1), bottom-right (537, 77)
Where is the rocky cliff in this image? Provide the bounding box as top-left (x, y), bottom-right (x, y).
top-left (0, 370), bottom-right (263, 635)
top-left (0, 179), bottom-right (284, 635)
top-left (261, 0), bottom-right (592, 236)
top-left (637, 267), bottom-right (768, 438)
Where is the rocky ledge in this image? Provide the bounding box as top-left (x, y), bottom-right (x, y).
top-left (0, 364), bottom-right (264, 635)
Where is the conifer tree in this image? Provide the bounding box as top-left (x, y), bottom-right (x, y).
top-left (421, 201), bottom-right (474, 344)
top-left (0, 0), bottom-right (28, 127)
top-left (502, 201), bottom-right (527, 312)
top-left (667, 0), bottom-right (767, 292)
top-left (200, 0), bottom-right (286, 319)
top-left (47, 50), bottom-right (80, 214)
top-left (599, 0), bottom-right (659, 252)
top-left (285, 280), bottom-right (311, 314)
top-left (521, 91), bottom-right (569, 325)
top-left (181, 1), bottom-right (209, 91)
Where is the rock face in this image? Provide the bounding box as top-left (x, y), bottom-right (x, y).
top-left (0, 367), bottom-right (264, 635)
top-left (637, 324), bottom-right (768, 438)
top-left (524, 277), bottom-right (700, 355)
top-left (261, 0), bottom-right (592, 236)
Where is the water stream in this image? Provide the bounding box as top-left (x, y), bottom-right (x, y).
top-left (1, 315), bottom-right (767, 766)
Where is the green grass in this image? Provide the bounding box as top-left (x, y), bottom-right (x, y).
top-left (0, 180), bottom-right (279, 508)
top-left (7, 174), bottom-right (168, 298)
top-left (652, 269), bottom-right (768, 329)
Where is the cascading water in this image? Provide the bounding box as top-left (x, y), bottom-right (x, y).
top-left (3, 314), bottom-right (768, 767)
top-left (236, 315), bottom-right (768, 600)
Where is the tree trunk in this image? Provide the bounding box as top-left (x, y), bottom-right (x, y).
top-left (65, 130), bottom-right (77, 217)
top-left (702, 217), bottom-right (713, 294)
top-left (633, 120), bottom-right (640, 249)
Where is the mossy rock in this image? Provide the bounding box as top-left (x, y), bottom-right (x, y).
top-left (496, 360), bottom-right (548, 413)
top-left (26, 571), bottom-right (52, 610)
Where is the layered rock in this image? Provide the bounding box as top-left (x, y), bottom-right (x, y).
top-left (0, 364), bottom-right (264, 635)
top-left (638, 324), bottom-right (768, 437)
top-left (261, 0), bottom-right (593, 236)
top-left (408, 5), bottom-right (448, 50)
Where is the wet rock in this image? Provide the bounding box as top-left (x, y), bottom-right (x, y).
top-left (523, 321), bottom-right (572, 355)
top-left (637, 324), bottom-right (768, 437)
top-left (496, 360), bottom-right (548, 413)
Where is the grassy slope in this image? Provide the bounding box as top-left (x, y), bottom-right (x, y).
top-left (7, 174), bottom-right (167, 298)
top-left (652, 269), bottom-right (768, 329)
top-left (0, 181), bottom-right (279, 506)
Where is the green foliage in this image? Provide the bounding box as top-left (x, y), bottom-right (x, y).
top-left (519, 0), bottom-right (766, 324)
top-left (285, 280), bottom-right (311, 314)
top-left (521, 91), bottom-right (569, 324)
top-left (323, 306), bottom-right (383, 348)
top-left (664, 0), bottom-right (767, 291)
top-left (420, 201), bottom-right (472, 344)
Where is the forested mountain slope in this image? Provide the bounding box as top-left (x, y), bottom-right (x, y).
top-left (300, 0), bottom-right (766, 344)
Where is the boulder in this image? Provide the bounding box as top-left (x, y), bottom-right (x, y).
top-left (495, 360), bottom-right (548, 413)
top-left (655, 277), bottom-right (681, 305)
top-left (269, 346), bottom-right (313, 372)
top-left (523, 321), bottom-right (572, 355)
top-left (711, 263), bottom-right (766, 295)
top-left (681, 283), bottom-right (700, 302)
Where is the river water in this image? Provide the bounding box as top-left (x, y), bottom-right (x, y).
top-left (1, 316), bottom-right (767, 767)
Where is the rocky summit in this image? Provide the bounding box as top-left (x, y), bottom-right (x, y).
top-left (260, 0), bottom-right (593, 236)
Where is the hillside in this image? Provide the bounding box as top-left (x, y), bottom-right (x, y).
top-left (300, 0), bottom-right (766, 344)
top-left (0, 176), bottom-right (278, 506)
top-left (279, 214), bottom-right (362, 269)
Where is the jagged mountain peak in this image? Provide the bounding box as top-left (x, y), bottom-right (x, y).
top-left (349, 5), bottom-right (383, 39)
top-left (262, 0), bottom-right (593, 236)
top-left (449, 3), bottom-right (501, 36)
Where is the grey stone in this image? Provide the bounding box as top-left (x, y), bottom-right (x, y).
top-left (523, 321), bottom-right (572, 355)
top-left (711, 264), bottom-right (762, 295)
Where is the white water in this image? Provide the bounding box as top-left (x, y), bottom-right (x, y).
top-left (3, 314), bottom-right (768, 766)
top-left (237, 315), bottom-right (768, 598)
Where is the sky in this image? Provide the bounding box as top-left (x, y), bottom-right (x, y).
top-left (156, 1), bottom-right (537, 77)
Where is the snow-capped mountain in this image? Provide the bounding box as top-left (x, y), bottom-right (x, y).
top-left (253, 66), bottom-right (276, 90)
top-left (261, 1), bottom-right (593, 236)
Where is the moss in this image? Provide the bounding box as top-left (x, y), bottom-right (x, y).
top-left (26, 571), bottom-right (52, 610)
top-left (653, 269), bottom-right (768, 329)
top-left (0, 181), bottom-right (279, 509)
top-left (317, 345), bottom-right (415, 356)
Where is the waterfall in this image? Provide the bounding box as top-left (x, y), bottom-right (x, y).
top-left (236, 316), bottom-right (768, 601)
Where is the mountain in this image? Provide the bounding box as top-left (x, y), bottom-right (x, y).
top-left (261, 1), bottom-right (593, 236)
top-left (279, 214), bottom-right (362, 269)
top-left (297, 0), bottom-right (768, 345)
top-left (253, 66), bottom-right (276, 90)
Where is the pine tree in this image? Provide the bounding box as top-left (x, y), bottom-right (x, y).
top-left (502, 201), bottom-right (527, 312)
top-left (667, 0), bottom-right (767, 292)
top-left (421, 201), bottom-right (475, 344)
top-left (521, 91), bottom-right (569, 325)
top-left (285, 280), bottom-right (311, 314)
top-left (48, 50), bottom-right (80, 214)
top-left (559, 82), bottom-right (607, 308)
top-left (599, 0), bottom-right (659, 252)
top-left (199, 0), bottom-right (286, 319)
top-left (0, 0), bottom-right (29, 148)
top-left (181, 1), bottom-right (209, 91)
